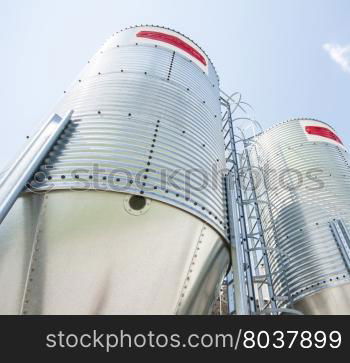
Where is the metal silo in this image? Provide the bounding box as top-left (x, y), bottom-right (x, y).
top-left (249, 118), bottom-right (350, 314)
top-left (0, 26), bottom-right (230, 314)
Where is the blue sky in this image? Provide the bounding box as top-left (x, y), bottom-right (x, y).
top-left (1, 0), bottom-right (349, 169)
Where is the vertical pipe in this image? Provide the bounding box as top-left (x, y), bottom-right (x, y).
top-left (226, 174), bottom-right (250, 315)
top-left (225, 103), bottom-right (257, 314)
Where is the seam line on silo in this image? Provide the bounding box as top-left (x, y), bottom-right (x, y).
top-left (175, 224), bottom-right (206, 313)
top-left (20, 194), bottom-right (48, 315)
top-left (166, 51), bottom-right (175, 81)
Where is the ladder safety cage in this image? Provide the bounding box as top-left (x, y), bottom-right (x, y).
top-left (220, 92), bottom-right (301, 315)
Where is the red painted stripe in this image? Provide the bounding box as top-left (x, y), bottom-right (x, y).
top-left (136, 30), bottom-right (207, 66)
top-left (305, 125), bottom-right (343, 145)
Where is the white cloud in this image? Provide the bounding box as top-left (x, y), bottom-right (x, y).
top-left (323, 43), bottom-right (350, 73)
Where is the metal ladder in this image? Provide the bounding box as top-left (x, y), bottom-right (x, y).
top-left (220, 93), bottom-right (301, 315)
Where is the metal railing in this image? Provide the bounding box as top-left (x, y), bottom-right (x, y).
top-left (220, 92), bottom-right (301, 315)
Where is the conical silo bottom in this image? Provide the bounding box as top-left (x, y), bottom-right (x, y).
top-left (293, 284), bottom-right (350, 315)
top-left (0, 190), bottom-right (229, 315)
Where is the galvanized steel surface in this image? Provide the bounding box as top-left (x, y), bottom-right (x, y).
top-left (0, 191), bottom-right (229, 314)
top-left (248, 119), bottom-right (350, 310)
top-left (294, 284), bottom-right (350, 314)
top-left (0, 111), bottom-right (73, 224)
top-left (30, 26), bottom-right (228, 238)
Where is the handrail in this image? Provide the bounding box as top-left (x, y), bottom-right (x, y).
top-left (0, 110), bottom-right (73, 224)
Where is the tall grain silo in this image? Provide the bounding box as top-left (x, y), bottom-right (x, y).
top-left (0, 26), bottom-right (230, 314)
top-left (249, 118), bottom-right (350, 314)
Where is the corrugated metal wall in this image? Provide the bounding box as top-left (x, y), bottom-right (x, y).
top-left (31, 26), bottom-right (228, 238)
top-left (249, 119), bottom-right (350, 306)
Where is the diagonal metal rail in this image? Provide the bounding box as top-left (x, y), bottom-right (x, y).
top-left (0, 110), bottom-right (74, 224)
